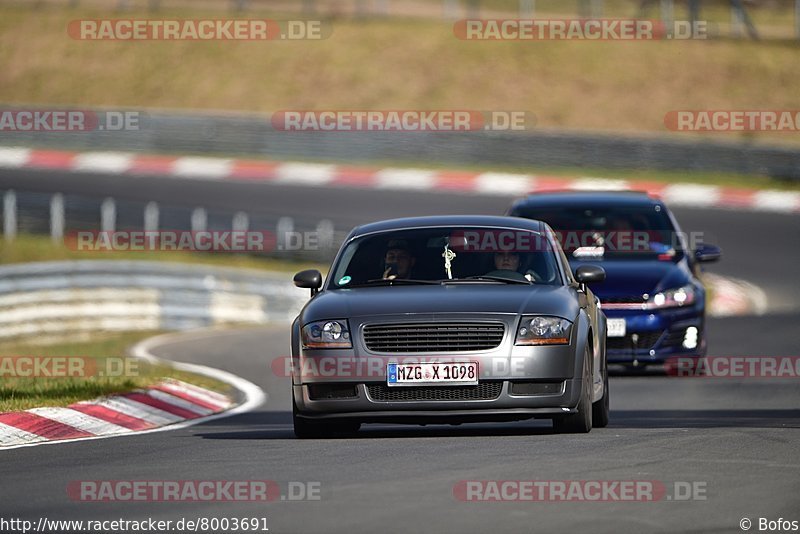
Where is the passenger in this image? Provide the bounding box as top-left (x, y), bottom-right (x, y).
top-left (383, 240), bottom-right (416, 280)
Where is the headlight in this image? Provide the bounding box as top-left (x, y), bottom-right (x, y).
top-left (302, 320), bottom-right (352, 349)
top-left (647, 285), bottom-right (696, 309)
top-left (516, 316), bottom-right (572, 346)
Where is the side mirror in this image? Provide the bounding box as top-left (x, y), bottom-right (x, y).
top-left (294, 269), bottom-right (322, 296)
top-left (574, 265), bottom-right (606, 284)
top-left (694, 243), bottom-right (721, 263)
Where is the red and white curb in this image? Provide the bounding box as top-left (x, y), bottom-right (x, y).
top-left (0, 330), bottom-right (266, 450)
top-left (1, 146), bottom-right (798, 214)
top-left (0, 379), bottom-right (231, 448)
top-left (705, 273), bottom-right (768, 317)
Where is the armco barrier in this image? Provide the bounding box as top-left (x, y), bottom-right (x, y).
top-left (0, 108), bottom-right (798, 179)
top-left (0, 260), bottom-right (307, 339)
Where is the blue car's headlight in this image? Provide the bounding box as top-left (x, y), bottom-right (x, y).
top-left (302, 320), bottom-right (352, 349)
top-left (516, 316), bottom-right (572, 346)
top-left (647, 284), bottom-right (696, 309)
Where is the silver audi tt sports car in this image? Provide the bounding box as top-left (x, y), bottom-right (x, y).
top-left (289, 215), bottom-right (609, 437)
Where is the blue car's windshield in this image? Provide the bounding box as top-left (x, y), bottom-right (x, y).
top-left (512, 205), bottom-right (683, 261)
top-left (329, 226), bottom-right (562, 289)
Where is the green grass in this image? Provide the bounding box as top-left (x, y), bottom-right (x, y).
top-left (0, 234), bottom-right (327, 273)
top-left (0, 331), bottom-right (232, 412)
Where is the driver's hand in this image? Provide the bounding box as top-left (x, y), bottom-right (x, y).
top-left (383, 267), bottom-right (397, 280)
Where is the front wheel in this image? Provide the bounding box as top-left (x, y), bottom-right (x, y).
top-left (592, 364), bottom-right (609, 428)
top-left (553, 346), bottom-right (593, 434)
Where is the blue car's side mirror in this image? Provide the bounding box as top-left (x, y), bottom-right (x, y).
top-left (694, 244), bottom-right (721, 263)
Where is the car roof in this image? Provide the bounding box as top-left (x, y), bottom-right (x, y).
top-left (510, 190), bottom-right (661, 211)
top-left (351, 215), bottom-right (545, 237)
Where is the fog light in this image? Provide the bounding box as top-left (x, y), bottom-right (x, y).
top-left (683, 326), bottom-right (699, 349)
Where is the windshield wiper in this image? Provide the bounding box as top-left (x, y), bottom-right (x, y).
top-left (447, 276), bottom-right (533, 285)
top-left (347, 278), bottom-right (441, 288)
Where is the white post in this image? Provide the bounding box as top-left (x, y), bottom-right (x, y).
top-left (232, 211), bottom-right (249, 232)
top-left (316, 219), bottom-right (335, 251)
top-left (50, 193), bottom-right (64, 244)
top-left (276, 216), bottom-right (294, 251)
top-left (191, 207), bottom-right (207, 232)
top-left (101, 197), bottom-right (116, 233)
top-left (3, 190), bottom-right (17, 242)
top-left (144, 201), bottom-right (159, 232)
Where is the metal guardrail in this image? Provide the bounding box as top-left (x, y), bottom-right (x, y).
top-left (0, 260), bottom-right (307, 339)
top-left (1, 188), bottom-right (349, 263)
top-left (0, 109), bottom-right (798, 180)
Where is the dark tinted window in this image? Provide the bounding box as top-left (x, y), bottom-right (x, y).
top-left (512, 204), bottom-right (682, 260)
top-left (329, 226), bottom-right (561, 288)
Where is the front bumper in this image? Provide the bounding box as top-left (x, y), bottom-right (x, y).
top-left (603, 303), bottom-right (705, 364)
top-left (293, 380), bottom-right (581, 423)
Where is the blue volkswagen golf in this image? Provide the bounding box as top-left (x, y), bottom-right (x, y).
top-left (508, 191), bottom-right (721, 369)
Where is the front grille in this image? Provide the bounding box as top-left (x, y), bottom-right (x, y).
top-left (606, 331), bottom-right (663, 351)
top-left (363, 323), bottom-right (505, 353)
top-left (366, 382), bottom-right (503, 402)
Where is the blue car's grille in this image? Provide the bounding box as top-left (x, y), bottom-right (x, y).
top-left (363, 322), bottom-right (505, 353)
top-left (606, 331), bottom-right (663, 351)
top-left (607, 328), bottom-right (693, 352)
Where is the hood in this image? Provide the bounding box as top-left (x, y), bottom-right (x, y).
top-left (300, 284), bottom-right (580, 322)
top-left (571, 258), bottom-right (692, 299)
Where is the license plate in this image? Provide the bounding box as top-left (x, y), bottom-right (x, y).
top-left (607, 318), bottom-right (626, 338)
top-left (387, 362), bottom-right (479, 386)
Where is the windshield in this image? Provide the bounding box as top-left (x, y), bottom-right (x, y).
top-left (329, 227), bottom-right (562, 289)
top-left (512, 205), bottom-right (683, 261)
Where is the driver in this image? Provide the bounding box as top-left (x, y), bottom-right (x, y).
top-left (383, 239), bottom-right (415, 280)
top-left (488, 251), bottom-right (537, 282)
top-left (494, 251), bottom-right (520, 272)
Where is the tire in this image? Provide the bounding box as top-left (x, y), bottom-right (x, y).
top-left (592, 364), bottom-right (609, 428)
top-left (553, 346), bottom-right (593, 434)
top-left (293, 396), bottom-right (360, 439)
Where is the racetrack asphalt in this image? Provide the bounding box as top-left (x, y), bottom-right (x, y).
top-left (0, 170), bottom-right (797, 533)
